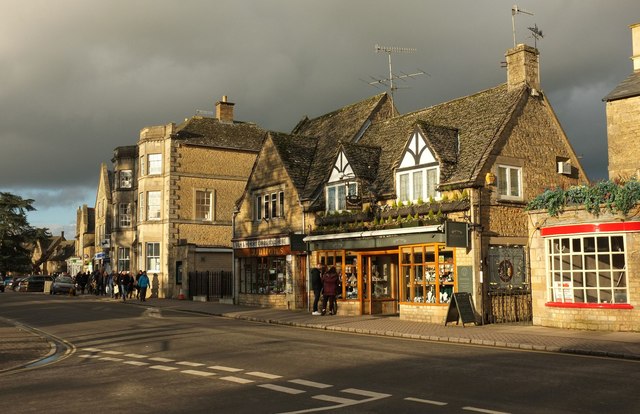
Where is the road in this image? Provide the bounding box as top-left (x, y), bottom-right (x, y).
top-left (1, 293), bottom-right (639, 414)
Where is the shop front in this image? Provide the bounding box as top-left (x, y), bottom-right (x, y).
top-left (306, 225), bottom-right (470, 321)
top-left (233, 234), bottom-right (307, 310)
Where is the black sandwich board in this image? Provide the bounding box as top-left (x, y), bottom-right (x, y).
top-left (444, 292), bottom-right (477, 327)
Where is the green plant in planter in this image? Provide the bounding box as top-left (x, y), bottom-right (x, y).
top-left (417, 197), bottom-right (424, 205)
top-left (429, 196), bottom-right (435, 204)
top-left (391, 200), bottom-right (398, 208)
top-left (460, 189), bottom-right (469, 200)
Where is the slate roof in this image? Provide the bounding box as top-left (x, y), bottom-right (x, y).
top-left (341, 142), bottom-right (380, 184)
top-left (603, 71), bottom-right (640, 101)
top-left (269, 132), bottom-right (318, 193)
top-left (174, 117), bottom-right (268, 152)
top-left (358, 83), bottom-right (527, 195)
top-left (293, 93), bottom-right (395, 201)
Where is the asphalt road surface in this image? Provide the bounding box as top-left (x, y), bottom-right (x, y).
top-left (1, 293), bottom-right (639, 414)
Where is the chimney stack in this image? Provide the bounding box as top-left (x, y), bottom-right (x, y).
top-left (505, 44), bottom-right (540, 92)
top-left (631, 23), bottom-right (640, 72)
top-left (216, 95), bottom-right (235, 123)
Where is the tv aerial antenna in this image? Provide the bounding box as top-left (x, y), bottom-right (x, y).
top-left (528, 24), bottom-right (543, 48)
top-left (367, 44), bottom-right (427, 102)
top-left (511, 4), bottom-right (533, 47)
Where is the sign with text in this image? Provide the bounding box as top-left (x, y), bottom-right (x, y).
top-left (444, 292), bottom-right (477, 327)
top-left (445, 221), bottom-right (469, 248)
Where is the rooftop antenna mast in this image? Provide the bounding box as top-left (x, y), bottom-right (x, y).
top-left (369, 44), bottom-right (425, 101)
top-left (512, 4), bottom-right (534, 47)
top-left (528, 24), bottom-right (543, 48)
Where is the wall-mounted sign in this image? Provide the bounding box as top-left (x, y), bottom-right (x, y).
top-left (445, 220), bottom-right (469, 248)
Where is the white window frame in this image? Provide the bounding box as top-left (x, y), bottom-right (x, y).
top-left (118, 247), bottom-right (131, 272)
top-left (255, 191), bottom-right (285, 220)
top-left (497, 165), bottom-right (522, 200)
top-left (546, 234), bottom-right (628, 304)
top-left (147, 191), bottom-right (161, 220)
top-left (255, 195), bottom-right (262, 221)
top-left (119, 203), bottom-right (131, 227)
top-left (326, 182), bottom-right (356, 213)
top-left (148, 153), bottom-right (162, 175)
top-left (138, 192), bottom-right (144, 222)
top-left (119, 170), bottom-right (133, 189)
top-left (396, 166), bottom-right (439, 204)
top-left (195, 190), bottom-right (213, 221)
top-left (146, 242), bottom-right (160, 272)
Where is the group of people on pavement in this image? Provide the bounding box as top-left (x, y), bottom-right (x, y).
top-left (311, 263), bottom-right (338, 316)
top-left (71, 270), bottom-right (151, 302)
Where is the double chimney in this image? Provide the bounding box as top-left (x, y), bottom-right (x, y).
top-left (216, 95), bottom-right (235, 123)
top-left (505, 43), bottom-right (540, 92)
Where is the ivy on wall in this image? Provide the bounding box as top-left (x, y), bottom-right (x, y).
top-left (526, 178), bottom-right (640, 217)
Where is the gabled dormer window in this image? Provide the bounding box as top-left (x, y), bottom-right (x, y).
top-left (396, 130), bottom-right (440, 204)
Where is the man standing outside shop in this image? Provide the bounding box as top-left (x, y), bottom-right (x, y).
top-left (311, 264), bottom-right (323, 316)
top-left (321, 266), bottom-right (338, 316)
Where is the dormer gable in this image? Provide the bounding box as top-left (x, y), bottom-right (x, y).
top-left (398, 128), bottom-right (438, 169)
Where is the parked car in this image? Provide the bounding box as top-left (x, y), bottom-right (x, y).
top-left (11, 277), bottom-right (26, 291)
top-left (0, 276), bottom-right (4, 292)
top-left (50, 275), bottom-right (76, 295)
top-left (3, 276), bottom-right (13, 289)
top-left (18, 275), bottom-right (54, 292)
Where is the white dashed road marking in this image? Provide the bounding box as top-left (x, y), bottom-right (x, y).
top-left (181, 370), bottom-right (217, 377)
top-left (125, 353), bottom-right (148, 359)
top-left (246, 371), bottom-right (282, 379)
top-left (123, 361), bottom-right (149, 366)
top-left (463, 407), bottom-right (511, 414)
top-left (78, 354), bottom-right (100, 359)
top-left (405, 397), bottom-right (448, 406)
top-left (313, 394), bottom-right (358, 405)
top-left (258, 384), bottom-right (306, 395)
top-left (219, 376), bottom-right (254, 384)
top-left (82, 348), bottom-right (103, 352)
top-left (208, 365), bottom-right (243, 372)
top-left (288, 379), bottom-right (332, 389)
top-left (100, 357), bottom-right (124, 362)
top-left (149, 357), bottom-right (174, 362)
top-left (102, 350), bottom-right (124, 355)
top-left (342, 388), bottom-right (390, 399)
top-left (176, 361), bottom-right (205, 367)
top-left (149, 365), bottom-right (178, 371)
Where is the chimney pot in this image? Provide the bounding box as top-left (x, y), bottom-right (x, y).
top-left (505, 44), bottom-right (540, 91)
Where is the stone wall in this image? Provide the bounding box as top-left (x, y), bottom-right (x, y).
top-left (528, 207), bottom-right (640, 332)
top-left (606, 96), bottom-right (640, 180)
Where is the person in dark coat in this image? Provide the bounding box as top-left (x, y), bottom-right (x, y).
top-left (310, 264), bottom-right (323, 315)
top-left (321, 266), bottom-right (339, 316)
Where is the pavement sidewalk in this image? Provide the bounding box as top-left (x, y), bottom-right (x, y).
top-left (136, 297), bottom-right (640, 361)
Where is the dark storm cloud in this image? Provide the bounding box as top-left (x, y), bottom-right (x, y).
top-left (1, 0), bottom-right (639, 232)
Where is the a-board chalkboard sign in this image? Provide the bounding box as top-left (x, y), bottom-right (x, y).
top-left (444, 292), bottom-right (477, 327)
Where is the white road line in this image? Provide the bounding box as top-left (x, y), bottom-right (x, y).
top-left (124, 353), bottom-right (148, 359)
top-left (208, 365), bottom-right (243, 372)
top-left (463, 407), bottom-right (511, 414)
top-left (288, 379), bottom-right (332, 389)
top-left (176, 361), bottom-right (205, 367)
top-left (246, 371), bottom-right (282, 379)
top-left (150, 365), bottom-right (178, 371)
top-left (258, 384), bottom-right (306, 395)
top-left (405, 397), bottom-right (448, 406)
top-left (99, 357), bottom-right (123, 362)
top-left (82, 348), bottom-right (103, 352)
top-left (77, 354), bottom-right (100, 359)
top-left (102, 350), bottom-right (124, 355)
top-left (313, 395), bottom-right (358, 405)
top-left (181, 370), bottom-right (216, 377)
top-left (342, 388), bottom-right (391, 399)
top-left (149, 357), bottom-right (174, 362)
top-left (123, 361), bottom-right (149, 366)
top-left (219, 376), bottom-right (254, 384)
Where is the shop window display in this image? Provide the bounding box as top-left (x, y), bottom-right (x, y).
top-left (240, 257), bottom-right (286, 294)
top-left (401, 244), bottom-right (455, 304)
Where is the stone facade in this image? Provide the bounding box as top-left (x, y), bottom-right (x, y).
top-left (606, 95), bottom-right (640, 180)
top-left (528, 207), bottom-right (640, 332)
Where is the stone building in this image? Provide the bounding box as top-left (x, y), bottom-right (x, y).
top-left (234, 42), bottom-right (587, 324)
top-left (136, 96), bottom-right (268, 298)
top-left (93, 163), bottom-right (113, 272)
top-left (527, 23), bottom-right (640, 332)
top-left (110, 145), bottom-right (138, 275)
top-left (233, 93), bottom-right (395, 309)
top-left (74, 204), bottom-right (95, 274)
top-left (32, 232), bottom-right (74, 275)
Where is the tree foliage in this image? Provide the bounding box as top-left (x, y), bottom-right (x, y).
top-left (0, 192), bottom-right (50, 274)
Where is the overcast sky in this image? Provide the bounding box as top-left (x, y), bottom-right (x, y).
top-left (1, 0), bottom-right (639, 237)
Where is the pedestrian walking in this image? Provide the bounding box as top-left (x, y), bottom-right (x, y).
top-left (310, 264), bottom-right (323, 316)
top-left (137, 271), bottom-right (150, 302)
top-left (321, 266), bottom-right (339, 316)
top-left (120, 272), bottom-right (131, 302)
